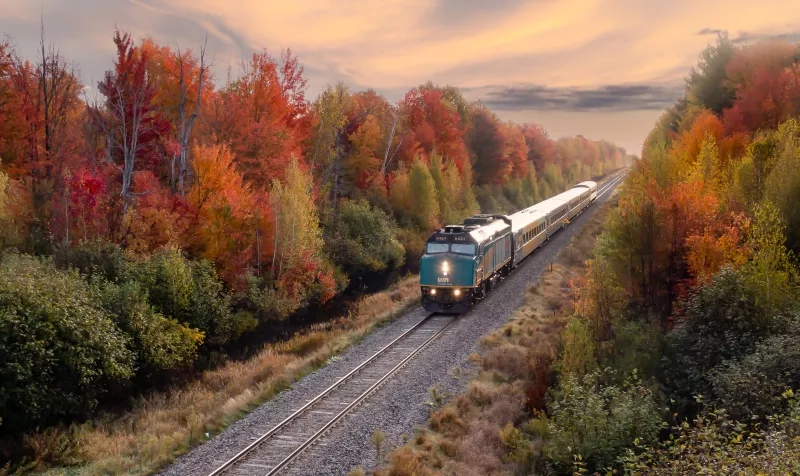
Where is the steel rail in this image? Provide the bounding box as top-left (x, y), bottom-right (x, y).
top-left (264, 316), bottom-right (457, 475)
top-left (206, 313), bottom-right (452, 476)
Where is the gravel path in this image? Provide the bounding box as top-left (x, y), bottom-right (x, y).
top-left (158, 177), bottom-right (623, 476)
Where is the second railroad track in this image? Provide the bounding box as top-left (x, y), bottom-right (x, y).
top-left (207, 313), bottom-right (456, 476)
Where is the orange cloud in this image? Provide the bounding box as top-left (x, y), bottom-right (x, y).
top-left (151, 0), bottom-right (800, 91)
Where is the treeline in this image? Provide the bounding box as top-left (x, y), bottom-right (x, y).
top-left (0, 27), bottom-right (629, 439)
top-left (437, 33), bottom-right (800, 474)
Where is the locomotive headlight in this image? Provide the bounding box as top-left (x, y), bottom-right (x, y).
top-left (441, 261), bottom-right (449, 272)
top-left (430, 289), bottom-right (436, 295)
top-left (453, 289), bottom-right (461, 296)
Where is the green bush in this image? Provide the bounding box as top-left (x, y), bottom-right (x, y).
top-left (607, 318), bottom-right (663, 379)
top-left (709, 314), bottom-right (800, 421)
top-left (0, 253), bottom-right (134, 433)
top-left (557, 317), bottom-right (598, 377)
top-left (619, 392), bottom-right (800, 474)
top-left (96, 280), bottom-right (203, 374)
top-left (543, 368), bottom-right (664, 474)
top-left (662, 266), bottom-right (771, 412)
top-left (56, 238), bottom-right (127, 283)
top-left (126, 248), bottom-right (236, 346)
top-left (324, 198), bottom-right (405, 278)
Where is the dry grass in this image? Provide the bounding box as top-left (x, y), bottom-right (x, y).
top-left (375, 194), bottom-right (621, 476)
top-left (27, 275), bottom-right (421, 476)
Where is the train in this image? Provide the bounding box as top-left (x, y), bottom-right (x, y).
top-left (419, 180), bottom-right (598, 313)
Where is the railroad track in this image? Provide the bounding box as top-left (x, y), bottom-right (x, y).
top-left (207, 313), bottom-right (456, 476)
top-left (206, 169), bottom-right (627, 476)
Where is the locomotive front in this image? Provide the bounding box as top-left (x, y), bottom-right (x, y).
top-left (419, 227), bottom-right (478, 313)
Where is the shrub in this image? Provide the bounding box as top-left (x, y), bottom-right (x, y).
top-left (709, 314), bottom-right (800, 421)
top-left (96, 280), bottom-right (203, 374)
top-left (544, 368), bottom-right (664, 473)
top-left (619, 391), bottom-right (800, 474)
top-left (557, 317), bottom-right (598, 377)
top-left (607, 318), bottom-right (663, 379)
top-left (662, 266), bottom-right (771, 412)
top-left (324, 198), bottom-right (405, 278)
top-left (126, 247), bottom-right (236, 345)
top-left (0, 254), bottom-right (134, 433)
top-left (56, 238), bottom-right (127, 283)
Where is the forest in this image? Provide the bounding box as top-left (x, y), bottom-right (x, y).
top-left (375, 33), bottom-right (800, 475)
top-left (0, 26), bottom-right (628, 472)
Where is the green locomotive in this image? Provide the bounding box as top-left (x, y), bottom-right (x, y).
top-left (419, 179), bottom-right (599, 313)
top-left (419, 214), bottom-right (513, 313)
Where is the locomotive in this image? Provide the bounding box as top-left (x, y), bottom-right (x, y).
top-left (419, 180), bottom-right (598, 313)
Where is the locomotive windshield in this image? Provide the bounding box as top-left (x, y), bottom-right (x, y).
top-left (425, 243), bottom-right (448, 253)
top-left (451, 243), bottom-right (476, 254)
top-left (424, 243), bottom-right (476, 255)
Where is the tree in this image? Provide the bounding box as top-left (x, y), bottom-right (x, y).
top-left (89, 29), bottom-right (170, 218)
top-left (399, 84), bottom-right (468, 171)
top-left (208, 48), bottom-right (310, 188)
top-left (408, 158), bottom-right (440, 231)
top-left (685, 32), bottom-right (736, 115)
top-left (270, 157), bottom-right (336, 307)
top-left (468, 105), bottom-right (511, 185)
top-left (520, 123), bottom-right (555, 173)
top-left (141, 36), bottom-right (213, 195)
top-left (743, 200), bottom-right (796, 318)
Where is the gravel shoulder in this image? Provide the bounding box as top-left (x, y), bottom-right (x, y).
top-left (158, 179), bottom-right (622, 476)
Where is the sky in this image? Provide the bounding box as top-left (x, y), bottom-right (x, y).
top-left (2, 0), bottom-right (800, 155)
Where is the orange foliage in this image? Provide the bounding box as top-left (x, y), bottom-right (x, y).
top-left (673, 110), bottom-right (724, 165)
top-left (124, 170), bottom-right (192, 254)
top-left (503, 121), bottom-right (529, 179)
top-left (399, 86), bottom-right (468, 171)
top-left (685, 212), bottom-right (752, 284)
top-left (186, 142), bottom-right (273, 287)
top-left (208, 49), bottom-right (310, 188)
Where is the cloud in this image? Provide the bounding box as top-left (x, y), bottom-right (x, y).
top-left (697, 27), bottom-right (725, 36)
top-left (731, 30), bottom-right (800, 44)
top-left (426, 0), bottom-right (532, 28)
top-left (477, 83), bottom-right (685, 112)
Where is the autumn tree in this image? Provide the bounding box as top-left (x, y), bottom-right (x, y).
top-left (468, 105), bottom-right (511, 185)
top-left (269, 156), bottom-right (336, 310)
top-left (89, 29), bottom-right (170, 220)
top-left (208, 48), bottom-right (310, 189)
top-left (763, 118), bottom-right (800, 252)
top-left (521, 123), bottom-right (556, 173)
top-left (398, 84), bottom-right (468, 170)
top-left (743, 200), bottom-right (796, 318)
top-left (140, 36), bottom-right (213, 194)
top-left (185, 142), bottom-right (265, 286)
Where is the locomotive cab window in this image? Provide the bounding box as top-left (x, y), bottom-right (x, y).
top-left (426, 243), bottom-right (449, 253)
top-left (451, 243), bottom-right (476, 255)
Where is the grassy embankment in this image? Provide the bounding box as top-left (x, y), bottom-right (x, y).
top-left (358, 188), bottom-right (621, 476)
top-left (22, 276), bottom-right (420, 476)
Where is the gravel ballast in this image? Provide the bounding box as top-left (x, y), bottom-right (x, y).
top-left (158, 178), bottom-right (623, 476)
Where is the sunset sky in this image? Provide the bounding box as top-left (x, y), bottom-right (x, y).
top-left (2, 0), bottom-right (800, 155)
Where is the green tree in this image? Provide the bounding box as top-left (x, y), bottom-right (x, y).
top-left (558, 317), bottom-right (598, 377)
top-left (685, 32), bottom-right (736, 115)
top-left (743, 200), bottom-right (796, 318)
top-left (271, 157), bottom-right (326, 279)
top-left (408, 157), bottom-right (440, 231)
top-left (763, 118), bottom-right (800, 253)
